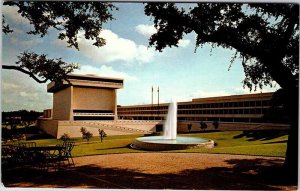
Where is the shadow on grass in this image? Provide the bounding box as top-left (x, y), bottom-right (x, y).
top-left (95, 146), bottom-right (129, 151)
top-left (263, 140), bottom-right (288, 144)
top-left (2, 157), bottom-right (297, 189)
top-left (233, 130), bottom-right (288, 141)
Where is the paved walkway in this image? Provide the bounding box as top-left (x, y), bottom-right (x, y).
top-left (2, 153), bottom-right (297, 190)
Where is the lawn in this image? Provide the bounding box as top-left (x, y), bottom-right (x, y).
top-left (11, 131), bottom-right (288, 157)
top-left (176, 131), bottom-right (288, 157)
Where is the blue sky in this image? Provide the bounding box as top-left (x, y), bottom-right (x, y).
top-left (1, 2), bottom-right (278, 112)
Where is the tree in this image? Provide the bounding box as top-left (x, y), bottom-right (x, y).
top-left (187, 124), bottom-right (192, 132)
top-left (212, 121), bottom-right (219, 130)
top-left (80, 127), bottom-right (93, 142)
top-left (2, 1), bottom-right (117, 83)
top-left (98, 129), bottom-right (107, 142)
top-left (145, 3), bottom-right (298, 180)
top-left (199, 121), bottom-right (207, 131)
top-left (60, 133), bottom-right (70, 143)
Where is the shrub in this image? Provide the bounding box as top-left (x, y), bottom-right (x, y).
top-left (213, 121), bottom-right (219, 129)
top-left (187, 124), bottom-right (192, 132)
top-left (98, 129), bottom-right (107, 142)
top-left (80, 127), bottom-right (93, 142)
top-left (80, 127), bottom-right (87, 134)
top-left (199, 122), bottom-right (207, 131)
top-left (60, 133), bottom-right (70, 142)
top-left (84, 131), bottom-right (93, 142)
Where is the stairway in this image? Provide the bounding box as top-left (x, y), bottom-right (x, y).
top-left (64, 121), bottom-right (153, 134)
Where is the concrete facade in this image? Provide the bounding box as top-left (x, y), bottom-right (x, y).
top-left (72, 87), bottom-right (116, 111)
top-left (38, 74), bottom-right (288, 139)
top-left (117, 92), bottom-right (281, 123)
top-left (38, 119), bottom-right (162, 138)
top-left (39, 74), bottom-right (126, 138)
top-left (52, 86), bottom-right (73, 120)
top-left (47, 74), bottom-right (123, 121)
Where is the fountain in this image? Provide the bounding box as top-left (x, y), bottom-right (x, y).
top-left (163, 101), bottom-right (177, 140)
top-left (131, 101), bottom-right (214, 151)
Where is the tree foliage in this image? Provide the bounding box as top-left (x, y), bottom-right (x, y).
top-left (187, 124), bottom-right (192, 132)
top-left (98, 129), bottom-right (107, 142)
top-left (2, 1), bottom-right (117, 83)
top-left (3, 52), bottom-right (79, 84)
top-left (145, 2), bottom-right (299, 180)
top-left (80, 127), bottom-right (93, 142)
top-left (212, 121), bottom-right (219, 129)
top-left (145, 3), bottom-right (299, 91)
top-left (3, 1), bottom-right (117, 50)
top-left (199, 121), bottom-right (207, 131)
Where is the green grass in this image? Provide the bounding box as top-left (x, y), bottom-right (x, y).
top-left (5, 131), bottom-right (288, 157)
top-left (176, 131), bottom-right (288, 157)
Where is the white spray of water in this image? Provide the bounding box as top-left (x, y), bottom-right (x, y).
top-left (163, 101), bottom-right (177, 140)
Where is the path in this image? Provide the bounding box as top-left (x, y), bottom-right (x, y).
top-left (2, 153), bottom-right (297, 190)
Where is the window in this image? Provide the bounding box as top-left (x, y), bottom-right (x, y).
top-left (255, 101), bottom-right (262, 106)
top-left (244, 101), bottom-right (250, 107)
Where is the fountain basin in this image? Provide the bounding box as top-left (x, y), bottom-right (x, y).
top-left (131, 136), bottom-right (214, 151)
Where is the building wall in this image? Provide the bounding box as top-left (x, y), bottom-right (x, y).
top-left (57, 123), bottom-right (133, 138)
top-left (38, 119), bottom-right (59, 137)
top-left (177, 121), bottom-right (289, 133)
top-left (38, 118), bottom-right (289, 139)
top-left (117, 92), bottom-right (280, 124)
top-left (102, 120), bottom-right (161, 132)
top-left (52, 87), bottom-right (72, 120)
top-left (38, 119), bottom-right (161, 138)
top-left (73, 87), bottom-right (115, 111)
top-left (43, 109), bottom-right (52, 118)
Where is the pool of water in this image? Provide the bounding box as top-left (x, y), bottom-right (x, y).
top-left (137, 136), bottom-right (209, 145)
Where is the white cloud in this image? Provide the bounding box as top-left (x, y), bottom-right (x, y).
top-left (135, 24), bottom-right (191, 48)
top-left (54, 29), bottom-right (156, 64)
top-left (178, 39), bottom-right (191, 48)
top-left (191, 90), bottom-right (231, 98)
top-left (2, 6), bottom-right (30, 25)
top-left (20, 92), bottom-right (39, 99)
top-left (172, 85), bottom-right (280, 103)
top-left (136, 45), bottom-right (155, 63)
top-left (73, 65), bottom-right (138, 81)
top-left (233, 85), bottom-right (279, 94)
top-left (135, 24), bottom-right (157, 37)
top-left (2, 82), bottom-right (20, 91)
top-left (2, 71), bottom-right (52, 111)
top-left (10, 36), bottom-right (42, 48)
top-left (173, 90), bottom-right (231, 102)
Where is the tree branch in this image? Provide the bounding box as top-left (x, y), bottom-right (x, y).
top-left (2, 65), bottom-right (48, 83)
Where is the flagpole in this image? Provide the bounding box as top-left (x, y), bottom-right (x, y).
top-left (151, 86), bottom-right (153, 117)
top-left (157, 86), bottom-right (160, 118)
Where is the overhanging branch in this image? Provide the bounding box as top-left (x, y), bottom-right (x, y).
top-left (2, 65), bottom-right (48, 83)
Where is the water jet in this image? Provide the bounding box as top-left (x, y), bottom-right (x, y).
top-left (131, 101), bottom-right (214, 151)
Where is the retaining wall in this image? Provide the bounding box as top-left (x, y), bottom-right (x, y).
top-left (38, 118), bottom-right (289, 139)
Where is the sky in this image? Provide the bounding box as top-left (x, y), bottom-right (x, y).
top-left (1, 2), bottom-right (279, 112)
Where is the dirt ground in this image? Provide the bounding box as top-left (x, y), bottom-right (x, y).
top-left (2, 153), bottom-right (298, 190)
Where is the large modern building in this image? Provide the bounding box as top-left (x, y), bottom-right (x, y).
top-left (39, 74), bottom-right (289, 138)
top-left (46, 74), bottom-right (123, 121)
top-left (118, 92), bottom-right (274, 123)
top-left (39, 74), bottom-right (160, 138)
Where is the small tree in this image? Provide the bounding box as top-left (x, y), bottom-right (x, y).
top-left (200, 122), bottom-right (207, 131)
top-left (80, 127), bottom-right (93, 142)
top-left (80, 127), bottom-right (87, 134)
top-left (85, 132), bottom-right (93, 142)
top-left (212, 121), bottom-right (219, 130)
top-left (98, 129), bottom-right (107, 142)
top-left (187, 124), bottom-right (192, 132)
top-left (60, 133), bottom-right (70, 142)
